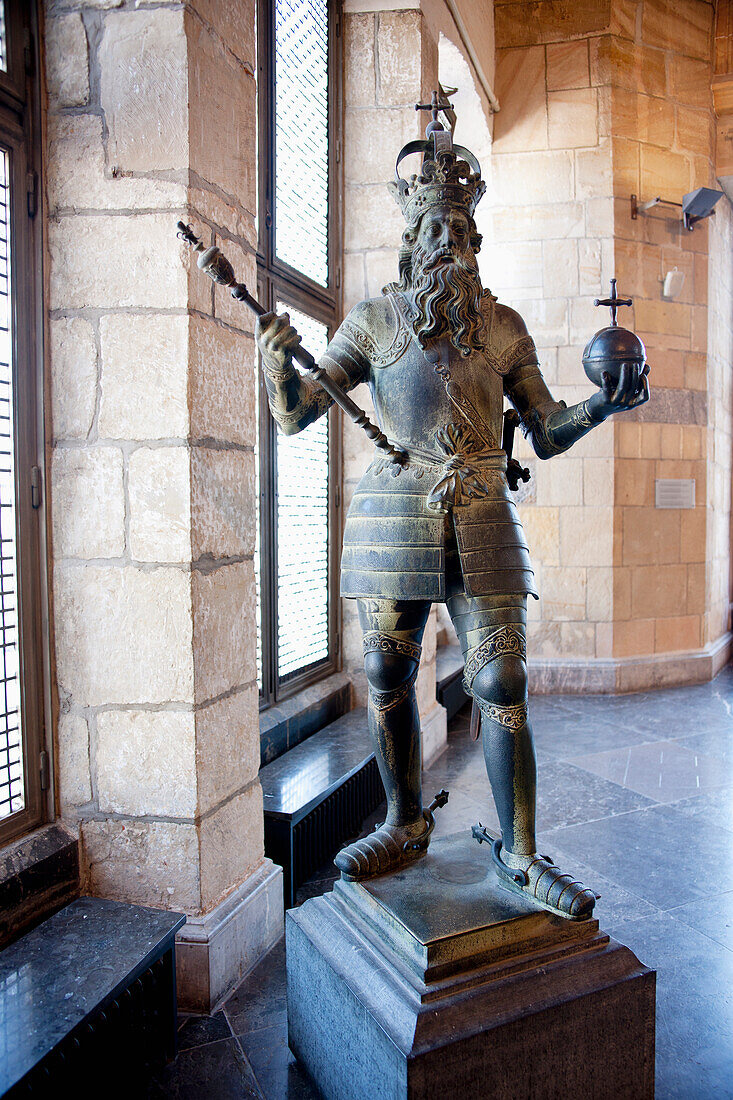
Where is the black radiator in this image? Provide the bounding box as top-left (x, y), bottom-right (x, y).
top-left (266, 755), bottom-right (384, 908)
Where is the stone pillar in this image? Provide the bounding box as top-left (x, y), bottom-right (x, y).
top-left (489, 0), bottom-right (731, 690)
top-left (45, 0), bottom-right (281, 1011)
top-left (489, 6), bottom-right (617, 690)
top-left (342, 3), bottom-right (447, 765)
top-left (607, 1), bottom-right (728, 686)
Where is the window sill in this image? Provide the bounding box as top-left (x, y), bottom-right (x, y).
top-left (0, 822), bottom-right (80, 949)
top-left (260, 671), bottom-right (352, 767)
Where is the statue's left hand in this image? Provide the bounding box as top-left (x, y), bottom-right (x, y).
top-left (592, 362), bottom-right (650, 419)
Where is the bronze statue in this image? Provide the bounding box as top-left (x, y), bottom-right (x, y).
top-left (255, 94), bottom-right (649, 921)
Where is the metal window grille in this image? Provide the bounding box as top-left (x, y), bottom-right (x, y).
top-left (0, 147), bottom-right (21, 823)
top-left (0, 2), bottom-right (47, 847)
top-left (274, 304), bottom-right (330, 679)
top-left (274, 0), bottom-right (329, 286)
top-left (256, 0), bottom-right (342, 710)
top-left (0, 3), bottom-right (6, 74)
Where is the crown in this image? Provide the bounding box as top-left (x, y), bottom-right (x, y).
top-left (388, 90), bottom-right (486, 227)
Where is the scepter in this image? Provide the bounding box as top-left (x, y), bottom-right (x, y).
top-left (177, 222), bottom-right (406, 465)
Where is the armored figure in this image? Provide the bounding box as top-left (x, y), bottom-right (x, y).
top-left (256, 97), bottom-right (649, 920)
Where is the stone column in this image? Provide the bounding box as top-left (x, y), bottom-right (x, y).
top-left (606, 1), bottom-right (727, 686)
top-left (45, 0), bottom-right (281, 1011)
top-left (342, 3), bottom-right (447, 766)
top-left (488, 0), bottom-right (730, 690)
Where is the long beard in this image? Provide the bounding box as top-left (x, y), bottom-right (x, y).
top-left (410, 245), bottom-right (485, 357)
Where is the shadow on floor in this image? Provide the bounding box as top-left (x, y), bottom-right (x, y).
top-left (150, 665), bottom-right (733, 1099)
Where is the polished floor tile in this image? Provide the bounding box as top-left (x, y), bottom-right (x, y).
top-left (224, 940), bottom-right (287, 1038)
top-left (667, 890), bottom-right (733, 953)
top-left (544, 802), bottom-right (732, 911)
top-left (148, 1037), bottom-right (262, 1099)
top-left (535, 759), bottom-right (656, 828)
top-left (568, 739), bottom-right (732, 803)
top-left (601, 912), bottom-right (733, 1100)
top-left (238, 1021), bottom-right (317, 1100)
top-left (531, 711), bottom-right (650, 758)
top-left (669, 787), bottom-right (733, 834)
top-left (177, 1010), bottom-right (233, 1052)
top-left (154, 666), bottom-right (733, 1099)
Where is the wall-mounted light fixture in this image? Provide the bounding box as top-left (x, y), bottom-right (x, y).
top-left (630, 186), bottom-right (725, 231)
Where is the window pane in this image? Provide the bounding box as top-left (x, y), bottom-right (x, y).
top-left (0, 2), bottom-right (6, 74)
top-left (255, 375), bottom-right (262, 692)
top-left (274, 303), bottom-right (329, 679)
top-left (274, 0), bottom-right (329, 286)
top-left (0, 149), bottom-right (22, 821)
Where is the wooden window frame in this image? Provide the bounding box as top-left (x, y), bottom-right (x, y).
top-left (0, 0), bottom-right (49, 847)
top-left (256, 0), bottom-right (343, 709)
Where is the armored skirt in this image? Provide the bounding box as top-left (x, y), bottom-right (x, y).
top-left (340, 457), bottom-right (537, 602)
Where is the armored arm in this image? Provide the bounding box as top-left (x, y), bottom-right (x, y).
top-left (500, 309), bottom-right (648, 460)
top-left (505, 360), bottom-right (600, 458)
top-left (257, 310), bottom-right (371, 437)
top-left (257, 314), bottom-right (330, 436)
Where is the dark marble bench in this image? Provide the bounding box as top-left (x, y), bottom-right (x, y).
top-left (261, 708), bottom-right (383, 908)
top-left (437, 643), bottom-right (469, 720)
top-left (0, 896), bottom-right (185, 1097)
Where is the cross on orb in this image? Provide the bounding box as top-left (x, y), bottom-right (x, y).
top-left (594, 278), bottom-right (632, 327)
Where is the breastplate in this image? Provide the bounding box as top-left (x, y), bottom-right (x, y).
top-left (369, 296), bottom-right (505, 456)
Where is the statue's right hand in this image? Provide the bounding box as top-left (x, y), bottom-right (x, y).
top-left (255, 311), bottom-right (302, 372)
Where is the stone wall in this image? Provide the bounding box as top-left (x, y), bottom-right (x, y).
top-left (44, 0), bottom-right (280, 1010)
top-left (489, 0), bottom-right (731, 687)
top-left (609, 1), bottom-right (718, 675)
top-left (705, 194), bottom-right (733, 649)
top-left (488, 2), bottom-right (617, 675)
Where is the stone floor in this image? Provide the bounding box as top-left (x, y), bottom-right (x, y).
top-left (149, 665), bottom-right (733, 1099)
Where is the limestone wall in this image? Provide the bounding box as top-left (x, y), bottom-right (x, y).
top-left (488, 0), bottom-right (731, 684)
top-left (44, 0), bottom-right (269, 932)
top-left (608, 2), bottom-right (717, 668)
top-left (488, 4), bottom-right (617, 670)
top-left (705, 194), bottom-right (733, 648)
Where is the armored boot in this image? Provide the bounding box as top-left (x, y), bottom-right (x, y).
top-left (335, 631), bottom-right (432, 880)
top-left (462, 618), bottom-right (598, 921)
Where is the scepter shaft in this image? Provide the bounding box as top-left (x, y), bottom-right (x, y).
top-left (177, 222), bottom-right (406, 465)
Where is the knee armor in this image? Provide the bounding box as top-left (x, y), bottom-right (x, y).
top-left (363, 630), bottom-right (421, 712)
top-left (463, 625), bottom-right (528, 732)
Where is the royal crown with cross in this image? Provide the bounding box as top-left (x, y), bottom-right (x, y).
top-left (388, 90), bottom-right (486, 228)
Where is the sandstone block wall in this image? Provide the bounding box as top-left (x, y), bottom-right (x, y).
top-left (607, 0), bottom-right (724, 665)
top-left (489, 4), bottom-right (617, 665)
top-left (44, 0), bottom-right (264, 917)
top-left (489, 0), bottom-right (731, 675)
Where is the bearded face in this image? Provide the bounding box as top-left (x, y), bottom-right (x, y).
top-left (401, 207), bottom-right (485, 357)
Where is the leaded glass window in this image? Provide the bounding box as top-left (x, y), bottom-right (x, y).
top-left (0, 0), bottom-right (47, 847)
top-left (256, 0), bottom-right (342, 709)
top-left (274, 0), bottom-right (329, 285)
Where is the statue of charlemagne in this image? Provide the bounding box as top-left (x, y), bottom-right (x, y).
top-left (256, 98), bottom-right (649, 920)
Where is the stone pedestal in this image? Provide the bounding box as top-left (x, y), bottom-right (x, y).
top-left (286, 835), bottom-right (655, 1100)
